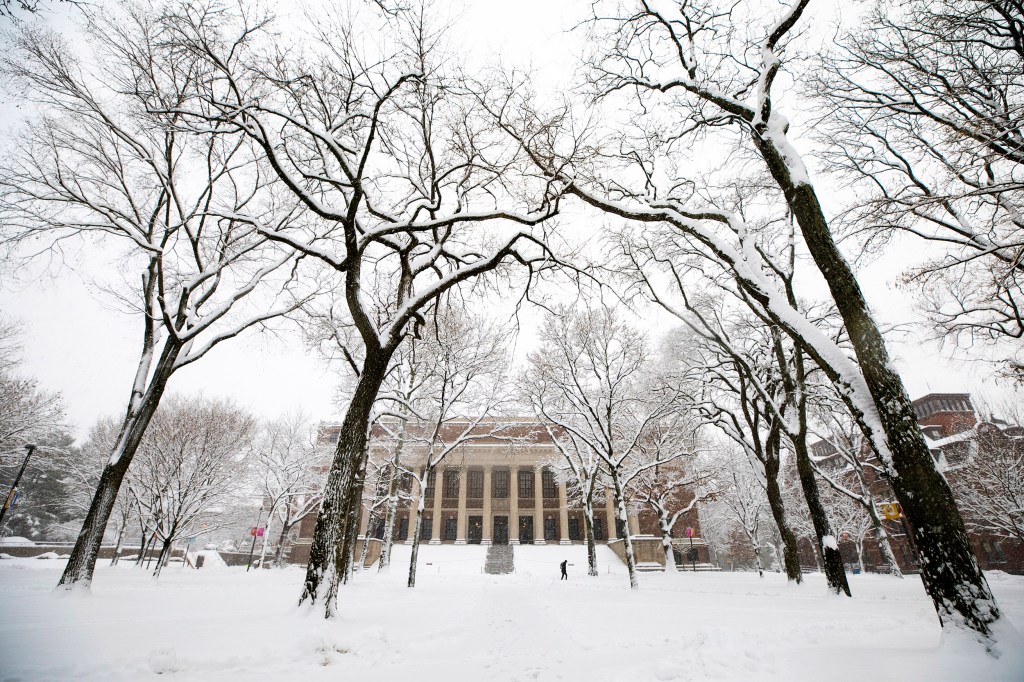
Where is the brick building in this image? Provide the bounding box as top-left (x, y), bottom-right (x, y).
top-left (814, 393), bottom-right (1024, 575)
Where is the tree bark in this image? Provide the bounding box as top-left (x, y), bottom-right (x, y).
top-left (658, 506), bottom-right (678, 572)
top-left (408, 487), bottom-right (427, 588)
top-left (153, 537), bottom-right (173, 579)
top-left (793, 438), bottom-right (850, 595)
top-left (754, 132), bottom-right (999, 635)
top-left (763, 427), bottom-right (802, 583)
top-left (610, 470), bottom-right (638, 589)
top-left (868, 505), bottom-right (903, 578)
top-left (378, 429), bottom-right (408, 572)
top-left (272, 514), bottom-right (294, 567)
top-left (299, 354), bottom-right (388, 617)
top-left (58, 341), bottom-right (181, 589)
top-left (583, 489), bottom-right (599, 577)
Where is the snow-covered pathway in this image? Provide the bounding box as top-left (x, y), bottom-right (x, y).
top-left (2, 547), bottom-right (1023, 681)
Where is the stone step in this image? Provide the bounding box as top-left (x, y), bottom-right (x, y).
top-left (484, 544), bottom-right (515, 574)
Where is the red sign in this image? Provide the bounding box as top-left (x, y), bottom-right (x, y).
top-left (250, 527), bottom-right (265, 537)
top-left (685, 527), bottom-right (694, 538)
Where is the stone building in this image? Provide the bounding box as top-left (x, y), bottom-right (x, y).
top-left (288, 420), bottom-right (708, 569)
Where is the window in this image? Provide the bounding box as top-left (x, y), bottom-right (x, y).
top-left (468, 469), bottom-right (484, 498)
top-left (542, 468), bottom-right (558, 499)
top-left (519, 515), bottom-right (534, 544)
top-left (395, 516), bottom-right (409, 541)
top-left (518, 469), bottom-right (535, 498)
top-left (424, 469), bottom-right (435, 498)
top-left (442, 469), bottom-right (460, 498)
top-left (568, 517), bottom-right (581, 541)
top-left (442, 515), bottom-right (458, 541)
top-left (544, 516), bottom-right (557, 541)
top-left (492, 469), bottom-right (509, 498)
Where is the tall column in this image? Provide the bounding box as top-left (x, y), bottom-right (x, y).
top-left (429, 468), bottom-right (443, 545)
top-left (454, 466), bottom-right (468, 545)
top-left (628, 510), bottom-right (641, 536)
top-left (510, 467), bottom-right (520, 545)
top-left (482, 466), bottom-right (493, 545)
top-left (558, 479), bottom-right (570, 545)
top-left (605, 488), bottom-right (618, 541)
top-left (358, 503), bottom-right (370, 537)
top-left (534, 466), bottom-right (546, 545)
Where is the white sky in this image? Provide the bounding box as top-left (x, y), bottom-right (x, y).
top-left (0, 0), bottom-right (1014, 441)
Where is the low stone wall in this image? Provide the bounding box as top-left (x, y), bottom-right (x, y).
top-left (286, 537), bottom-right (383, 568)
top-left (0, 544), bottom-right (184, 562)
top-left (606, 536), bottom-right (666, 567)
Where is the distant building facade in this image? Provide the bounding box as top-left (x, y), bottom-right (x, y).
top-left (814, 392), bottom-right (1024, 575)
top-left (288, 420), bottom-right (708, 569)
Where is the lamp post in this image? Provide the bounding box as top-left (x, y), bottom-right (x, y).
top-left (0, 445), bottom-right (36, 530)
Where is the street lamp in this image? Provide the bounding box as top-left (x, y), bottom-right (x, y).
top-left (0, 444), bottom-right (37, 530)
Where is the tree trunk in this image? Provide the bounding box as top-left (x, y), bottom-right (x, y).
top-left (658, 506), bottom-right (678, 572)
top-left (582, 494), bottom-right (598, 577)
top-left (763, 431), bottom-right (802, 583)
top-left (408, 487), bottom-right (427, 588)
top-left (273, 514), bottom-right (294, 567)
top-left (780, 332), bottom-right (849, 595)
top-left (258, 505), bottom-right (276, 570)
top-left (109, 521), bottom-right (125, 566)
top-left (750, 533), bottom-right (764, 578)
top-left (793, 440), bottom-right (851, 595)
top-left (357, 509), bottom-right (377, 571)
top-left (378, 463), bottom-right (401, 572)
top-left (299, 354), bottom-right (388, 618)
top-left (869, 505), bottom-right (903, 578)
top-left (58, 340), bottom-right (181, 589)
top-left (341, 458), bottom-right (367, 584)
top-left (610, 470), bottom-right (638, 589)
top-left (134, 522), bottom-right (151, 567)
top-left (754, 131), bottom-right (999, 636)
top-left (152, 537), bottom-right (173, 579)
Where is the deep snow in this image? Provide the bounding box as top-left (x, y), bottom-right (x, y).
top-left (1, 545), bottom-right (1023, 681)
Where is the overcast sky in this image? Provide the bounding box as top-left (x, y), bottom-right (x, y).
top-left (0, 0), bottom-right (1013, 441)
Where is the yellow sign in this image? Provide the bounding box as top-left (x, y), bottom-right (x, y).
top-left (879, 502), bottom-right (902, 520)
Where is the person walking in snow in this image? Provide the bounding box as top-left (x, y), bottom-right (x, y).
top-left (560, 560), bottom-right (568, 580)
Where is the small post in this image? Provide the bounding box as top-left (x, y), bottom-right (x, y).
top-left (686, 526), bottom-right (696, 572)
top-left (0, 444), bottom-right (36, 529)
top-left (246, 508), bottom-right (264, 572)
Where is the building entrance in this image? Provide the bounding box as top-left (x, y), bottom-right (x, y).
top-left (519, 515), bottom-right (534, 544)
top-left (468, 516), bottom-right (483, 544)
top-left (493, 516), bottom-right (509, 545)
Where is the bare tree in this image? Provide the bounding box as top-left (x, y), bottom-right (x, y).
top-left (809, 407), bottom-right (903, 577)
top-left (0, 9), bottom-right (307, 589)
top-left (251, 413), bottom-right (327, 568)
top-left (161, 2), bottom-right (561, 617)
top-left (712, 449), bottom-right (773, 578)
top-left (487, 0), bottom-right (1000, 639)
top-left (950, 400), bottom-right (1024, 545)
top-left (0, 318), bottom-right (64, 459)
top-left (817, 0), bottom-right (1024, 379)
top-left (521, 306), bottom-right (682, 588)
top-left (630, 415), bottom-right (717, 571)
top-left (127, 395), bottom-right (255, 578)
top-left (399, 309), bottom-right (512, 588)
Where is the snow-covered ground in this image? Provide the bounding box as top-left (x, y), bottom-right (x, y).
top-left (2, 546), bottom-right (1023, 681)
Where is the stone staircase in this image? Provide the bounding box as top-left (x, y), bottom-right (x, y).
top-left (484, 545), bottom-right (514, 574)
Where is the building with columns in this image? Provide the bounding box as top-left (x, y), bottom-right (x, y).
top-left (289, 420), bottom-right (708, 567)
